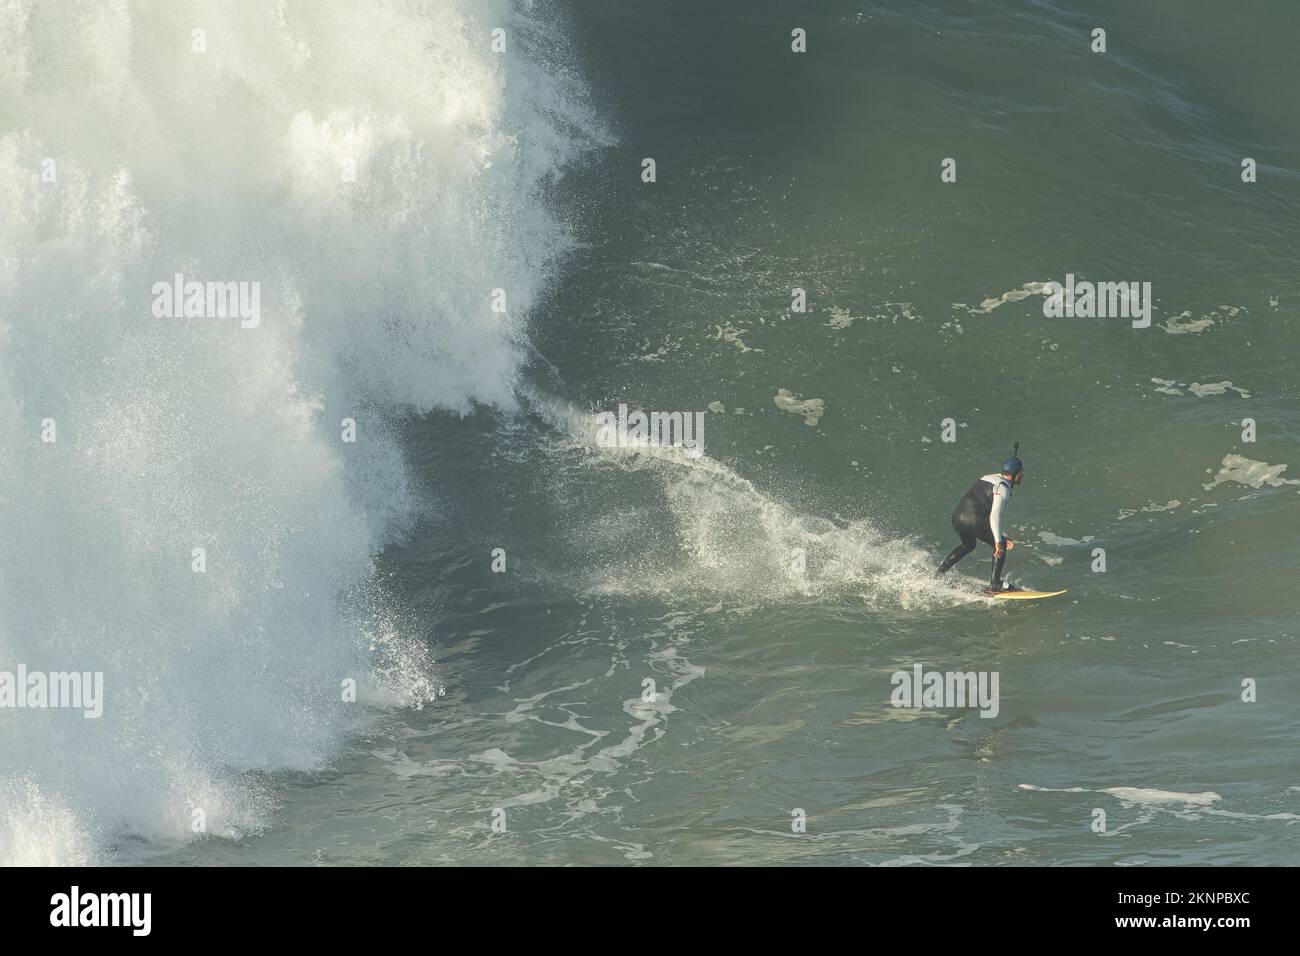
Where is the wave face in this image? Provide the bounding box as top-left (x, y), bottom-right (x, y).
top-left (0, 0), bottom-right (601, 864)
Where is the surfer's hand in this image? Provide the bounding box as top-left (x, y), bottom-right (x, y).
top-left (994, 542), bottom-right (1004, 557)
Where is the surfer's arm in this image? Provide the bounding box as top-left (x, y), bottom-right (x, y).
top-left (989, 483), bottom-right (1007, 543)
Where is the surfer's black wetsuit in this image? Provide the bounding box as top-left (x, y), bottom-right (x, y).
top-left (936, 473), bottom-right (1013, 589)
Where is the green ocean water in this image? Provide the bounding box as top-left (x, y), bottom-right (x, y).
top-left (36, 0), bottom-right (1296, 865)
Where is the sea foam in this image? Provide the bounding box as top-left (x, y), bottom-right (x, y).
top-left (0, 0), bottom-right (603, 864)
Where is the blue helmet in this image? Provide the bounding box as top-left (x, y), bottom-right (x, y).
top-left (1002, 456), bottom-right (1023, 476)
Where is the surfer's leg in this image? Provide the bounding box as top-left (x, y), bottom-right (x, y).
top-left (989, 539), bottom-right (1007, 590)
top-left (937, 531), bottom-right (977, 574)
top-left (969, 524), bottom-right (1006, 590)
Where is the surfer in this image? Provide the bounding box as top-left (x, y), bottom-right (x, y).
top-left (935, 448), bottom-right (1024, 592)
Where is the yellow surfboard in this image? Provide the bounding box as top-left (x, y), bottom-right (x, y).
top-left (984, 588), bottom-right (1068, 601)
